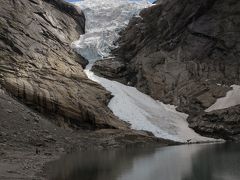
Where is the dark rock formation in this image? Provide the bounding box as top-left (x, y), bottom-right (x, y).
top-left (93, 0), bottom-right (240, 139)
top-left (0, 0), bottom-right (127, 129)
top-left (92, 58), bottom-right (128, 83)
top-left (189, 105), bottom-right (240, 140)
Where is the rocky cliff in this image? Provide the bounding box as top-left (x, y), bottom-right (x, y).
top-left (93, 0), bottom-right (240, 140)
top-left (1, 1), bottom-right (177, 178)
top-left (189, 105), bottom-right (240, 140)
top-left (0, 0), bottom-right (129, 129)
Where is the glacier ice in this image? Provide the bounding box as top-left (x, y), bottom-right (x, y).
top-left (72, 0), bottom-right (150, 61)
top-left (72, 0), bottom-right (218, 142)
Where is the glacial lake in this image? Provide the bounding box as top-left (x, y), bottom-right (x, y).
top-left (46, 143), bottom-right (240, 180)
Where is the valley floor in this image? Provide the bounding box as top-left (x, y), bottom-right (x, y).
top-left (0, 89), bottom-right (170, 179)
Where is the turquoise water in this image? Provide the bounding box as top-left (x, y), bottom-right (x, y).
top-left (46, 143), bottom-right (240, 180)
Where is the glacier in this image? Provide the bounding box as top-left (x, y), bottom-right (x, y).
top-left (72, 0), bottom-right (218, 142)
top-left (72, 0), bottom-right (150, 61)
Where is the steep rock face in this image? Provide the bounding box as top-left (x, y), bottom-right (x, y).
top-left (92, 58), bottom-right (128, 83)
top-left (189, 105), bottom-right (240, 140)
top-left (0, 0), bottom-right (127, 129)
top-left (93, 0), bottom-right (240, 139)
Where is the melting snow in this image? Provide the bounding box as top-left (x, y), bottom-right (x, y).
top-left (73, 0), bottom-right (218, 142)
top-left (85, 66), bottom-right (216, 142)
top-left (205, 85), bottom-right (240, 112)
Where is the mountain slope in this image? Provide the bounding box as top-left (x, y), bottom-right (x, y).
top-left (0, 0), bottom-right (128, 129)
top-left (93, 0), bottom-right (240, 140)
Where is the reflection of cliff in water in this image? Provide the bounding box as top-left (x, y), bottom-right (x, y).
top-left (45, 148), bottom-right (156, 180)
top-left (45, 143), bottom-right (240, 180)
top-left (183, 143), bottom-right (240, 180)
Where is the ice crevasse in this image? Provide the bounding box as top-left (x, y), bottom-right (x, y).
top-left (71, 0), bottom-right (218, 143)
top-left (72, 0), bottom-right (150, 61)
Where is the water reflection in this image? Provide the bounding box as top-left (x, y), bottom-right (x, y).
top-left (46, 143), bottom-right (240, 180)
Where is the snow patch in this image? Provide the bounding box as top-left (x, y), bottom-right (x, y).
top-left (85, 66), bottom-right (216, 142)
top-left (205, 85), bottom-right (240, 112)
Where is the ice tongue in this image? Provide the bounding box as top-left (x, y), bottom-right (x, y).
top-left (72, 0), bottom-right (217, 143)
top-left (72, 0), bottom-right (150, 61)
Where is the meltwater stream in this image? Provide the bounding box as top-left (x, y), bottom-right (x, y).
top-left (71, 0), bottom-right (216, 143)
